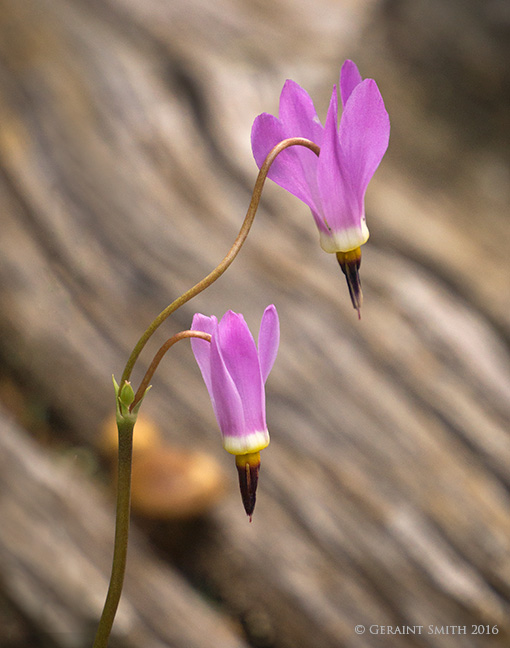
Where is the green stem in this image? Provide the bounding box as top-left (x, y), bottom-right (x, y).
top-left (119, 137), bottom-right (320, 387)
top-left (92, 417), bottom-right (134, 648)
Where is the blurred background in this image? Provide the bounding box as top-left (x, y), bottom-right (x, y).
top-left (0, 0), bottom-right (510, 646)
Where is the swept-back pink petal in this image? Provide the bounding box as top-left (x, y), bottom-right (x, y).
top-left (216, 311), bottom-right (266, 435)
top-left (279, 80), bottom-right (324, 145)
top-left (192, 314), bottom-right (246, 438)
top-left (251, 112), bottom-right (318, 210)
top-left (209, 332), bottom-right (246, 438)
top-left (340, 59), bottom-right (362, 107)
top-left (190, 313), bottom-right (217, 395)
top-left (339, 79), bottom-right (390, 196)
top-left (258, 305), bottom-right (280, 383)
top-left (317, 88), bottom-right (357, 228)
top-left (278, 79), bottom-right (325, 216)
top-left (316, 87), bottom-right (370, 251)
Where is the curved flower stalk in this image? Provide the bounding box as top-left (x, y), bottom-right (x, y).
top-left (251, 60), bottom-right (390, 315)
top-left (191, 305), bottom-right (280, 519)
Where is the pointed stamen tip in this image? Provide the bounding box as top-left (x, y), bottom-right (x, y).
top-left (235, 452), bottom-right (261, 519)
top-left (336, 248), bottom-right (363, 316)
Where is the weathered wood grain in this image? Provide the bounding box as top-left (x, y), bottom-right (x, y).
top-left (1, 0), bottom-right (510, 646)
top-left (0, 405), bottom-right (250, 647)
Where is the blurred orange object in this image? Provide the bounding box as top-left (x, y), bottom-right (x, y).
top-left (98, 414), bottom-right (225, 519)
top-left (130, 447), bottom-right (225, 519)
top-left (98, 414), bottom-right (162, 457)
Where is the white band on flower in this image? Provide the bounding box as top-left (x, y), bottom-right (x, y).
top-left (223, 430), bottom-right (270, 455)
top-left (319, 221), bottom-right (369, 254)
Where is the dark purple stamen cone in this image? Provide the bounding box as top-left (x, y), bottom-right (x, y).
top-left (235, 453), bottom-right (261, 521)
top-left (336, 249), bottom-right (363, 318)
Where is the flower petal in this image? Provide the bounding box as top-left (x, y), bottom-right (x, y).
top-left (258, 305), bottom-right (280, 383)
top-left (190, 313), bottom-right (217, 396)
top-left (251, 112), bottom-right (318, 210)
top-left (316, 88), bottom-right (355, 225)
top-left (340, 60), bottom-right (362, 107)
top-left (339, 78), bottom-right (390, 196)
top-left (216, 311), bottom-right (266, 436)
top-left (209, 331), bottom-right (246, 439)
top-left (316, 87), bottom-right (369, 252)
top-left (279, 80), bottom-right (324, 146)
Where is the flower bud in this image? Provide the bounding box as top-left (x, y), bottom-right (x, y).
top-left (119, 381), bottom-right (135, 408)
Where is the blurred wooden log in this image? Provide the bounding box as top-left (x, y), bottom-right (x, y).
top-left (1, 0), bottom-right (510, 647)
top-left (0, 406), bottom-right (249, 648)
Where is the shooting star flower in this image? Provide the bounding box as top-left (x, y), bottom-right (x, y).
top-left (251, 60), bottom-right (390, 315)
top-left (191, 305), bottom-right (279, 518)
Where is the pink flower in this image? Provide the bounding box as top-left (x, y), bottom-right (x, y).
top-left (251, 60), bottom-right (390, 254)
top-left (251, 61), bottom-right (390, 315)
top-left (191, 306), bottom-right (279, 517)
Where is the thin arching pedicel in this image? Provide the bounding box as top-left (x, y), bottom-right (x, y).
top-left (131, 330), bottom-right (211, 410)
top-left (119, 137), bottom-right (320, 387)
